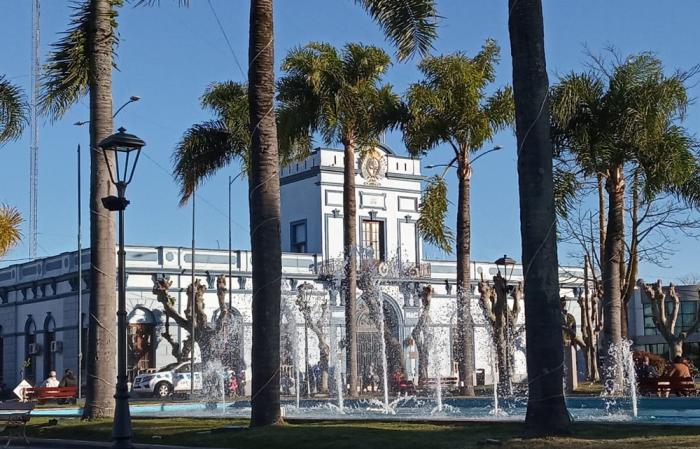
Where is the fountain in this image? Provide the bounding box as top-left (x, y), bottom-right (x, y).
top-left (602, 339), bottom-right (639, 418)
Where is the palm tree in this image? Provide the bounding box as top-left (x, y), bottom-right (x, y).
top-left (0, 205), bottom-right (22, 259)
top-left (0, 75), bottom-right (28, 145)
top-left (0, 77), bottom-right (27, 259)
top-left (245, 0), bottom-right (437, 425)
top-left (172, 81), bottom-right (251, 204)
top-left (507, 0), bottom-right (572, 435)
top-left (402, 42), bottom-right (513, 395)
top-left (278, 42), bottom-right (401, 397)
top-left (40, 0), bottom-right (120, 419)
top-left (550, 53), bottom-right (700, 386)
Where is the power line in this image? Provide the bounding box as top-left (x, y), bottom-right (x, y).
top-left (140, 152), bottom-right (248, 232)
top-left (206, 0), bottom-right (246, 80)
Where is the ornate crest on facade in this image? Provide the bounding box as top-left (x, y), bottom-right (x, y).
top-left (360, 149), bottom-right (387, 185)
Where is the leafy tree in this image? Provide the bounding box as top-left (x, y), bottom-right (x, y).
top-left (402, 42), bottom-right (514, 395)
top-left (40, 0), bottom-right (122, 420)
top-left (550, 52), bottom-right (700, 385)
top-left (278, 42), bottom-right (401, 397)
top-left (508, 0), bottom-right (572, 435)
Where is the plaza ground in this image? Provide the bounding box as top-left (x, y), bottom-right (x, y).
top-left (20, 417), bottom-right (700, 449)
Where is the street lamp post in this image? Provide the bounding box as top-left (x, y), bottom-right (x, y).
top-left (75, 96), bottom-right (141, 397)
top-left (228, 172), bottom-right (243, 309)
top-left (99, 127), bottom-right (146, 449)
top-left (494, 254), bottom-right (516, 396)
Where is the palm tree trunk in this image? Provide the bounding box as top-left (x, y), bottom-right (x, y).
top-left (343, 137), bottom-right (358, 397)
top-left (82, 0), bottom-right (115, 420)
top-left (597, 174), bottom-right (606, 266)
top-left (248, 0), bottom-right (282, 427)
top-left (508, 0), bottom-right (571, 436)
top-left (602, 164), bottom-right (624, 386)
top-left (456, 156), bottom-right (474, 396)
top-left (621, 170), bottom-right (640, 339)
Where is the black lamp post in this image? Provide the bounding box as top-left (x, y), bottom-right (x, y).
top-left (494, 254), bottom-right (516, 283)
top-left (99, 127), bottom-right (145, 449)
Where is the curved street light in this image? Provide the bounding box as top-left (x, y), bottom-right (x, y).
top-left (99, 127), bottom-right (146, 449)
top-left (425, 145), bottom-right (503, 171)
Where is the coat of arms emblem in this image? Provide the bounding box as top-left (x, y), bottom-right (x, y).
top-left (360, 149), bottom-right (387, 185)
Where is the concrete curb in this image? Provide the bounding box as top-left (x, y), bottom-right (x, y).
top-left (23, 437), bottom-right (230, 449)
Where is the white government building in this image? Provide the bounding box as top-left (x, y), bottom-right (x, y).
top-left (1, 144), bottom-right (616, 392)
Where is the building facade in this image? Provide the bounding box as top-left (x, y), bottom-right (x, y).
top-left (0, 145), bottom-right (588, 390)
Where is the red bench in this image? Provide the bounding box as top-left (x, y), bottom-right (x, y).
top-left (638, 377), bottom-right (696, 397)
top-left (26, 386), bottom-right (78, 404)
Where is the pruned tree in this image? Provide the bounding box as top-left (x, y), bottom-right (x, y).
top-left (638, 279), bottom-right (700, 358)
top-left (411, 285), bottom-right (433, 385)
top-left (295, 284), bottom-right (330, 394)
top-left (357, 259), bottom-right (405, 376)
top-left (577, 256), bottom-right (603, 381)
top-left (478, 273), bottom-right (521, 393)
top-left (151, 275), bottom-right (235, 367)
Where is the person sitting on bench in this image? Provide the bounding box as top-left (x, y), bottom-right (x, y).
top-left (59, 369), bottom-right (76, 388)
top-left (42, 371), bottom-right (59, 388)
top-left (636, 356), bottom-right (658, 379)
top-left (668, 356), bottom-right (691, 379)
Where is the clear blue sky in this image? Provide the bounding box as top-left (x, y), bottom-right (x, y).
top-left (1, 1), bottom-right (699, 281)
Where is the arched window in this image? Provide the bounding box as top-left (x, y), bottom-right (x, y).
top-left (43, 314), bottom-right (56, 382)
top-left (24, 317), bottom-right (36, 384)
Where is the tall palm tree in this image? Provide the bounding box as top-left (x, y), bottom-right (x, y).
top-left (402, 43), bottom-right (513, 395)
top-left (40, 0), bottom-right (121, 419)
top-left (0, 75), bottom-right (28, 145)
top-left (508, 0), bottom-right (571, 435)
top-left (172, 81), bottom-right (307, 203)
top-left (245, 0), bottom-right (436, 425)
top-left (0, 76), bottom-right (27, 259)
top-left (247, 0), bottom-right (283, 427)
top-left (0, 206), bottom-right (22, 259)
top-left (550, 53), bottom-right (699, 385)
top-left (278, 42), bottom-right (401, 397)
top-left (172, 81), bottom-right (251, 204)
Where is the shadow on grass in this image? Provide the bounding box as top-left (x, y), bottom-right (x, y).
top-left (25, 417), bottom-right (700, 449)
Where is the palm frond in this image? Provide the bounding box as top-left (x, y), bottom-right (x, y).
top-left (0, 76), bottom-right (28, 144)
top-left (172, 120), bottom-right (247, 205)
top-left (417, 176), bottom-right (453, 253)
top-left (0, 204), bottom-right (22, 258)
top-left (358, 0), bottom-right (438, 61)
top-left (39, 0), bottom-right (122, 121)
top-left (553, 167), bottom-right (581, 219)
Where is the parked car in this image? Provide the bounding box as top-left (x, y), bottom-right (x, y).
top-left (131, 361), bottom-right (200, 398)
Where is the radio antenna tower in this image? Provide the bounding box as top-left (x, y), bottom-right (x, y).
top-left (29, 0), bottom-right (40, 259)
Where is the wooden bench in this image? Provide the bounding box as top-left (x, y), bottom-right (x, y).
top-left (0, 402), bottom-right (33, 447)
top-left (638, 377), bottom-right (696, 397)
top-left (26, 386), bottom-right (78, 405)
top-left (424, 377), bottom-right (459, 388)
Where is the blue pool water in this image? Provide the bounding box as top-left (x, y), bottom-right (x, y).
top-left (31, 397), bottom-right (700, 425)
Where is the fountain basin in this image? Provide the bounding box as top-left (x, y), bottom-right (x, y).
top-left (31, 396), bottom-right (700, 425)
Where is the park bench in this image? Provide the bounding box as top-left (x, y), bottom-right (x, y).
top-left (638, 377), bottom-right (696, 397)
top-left (26, 386), bottom-right (78, 405)
top-left (424, 376), bottom-right (459, 388)
top-left (0, 402), bottom-right (33, 447)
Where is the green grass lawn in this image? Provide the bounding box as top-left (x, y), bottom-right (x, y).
top-left (22, 417), bottom-right (700, 449)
